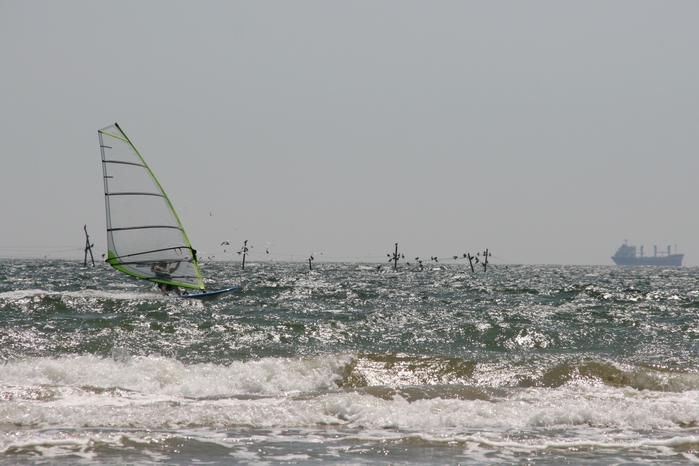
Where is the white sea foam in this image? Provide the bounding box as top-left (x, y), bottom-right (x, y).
top-left (0, 289), bottom-right (47, 299)
top-left (1, 354), bottom-right (699, 433)
top-left (1, 427), bottom-right (697, 465)
top-left (0, 289), bottom-right (158, 301)
top-left (0, 353), bottom-right (352, 398)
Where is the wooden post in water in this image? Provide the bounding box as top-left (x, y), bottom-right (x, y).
top-left (308, 257), bottom-right (313, 271)
top-left (83, 225), bottom-right (95, 267)
top-left (466, 253), bottom-right (475, 273)
top-left (241, 240), bottom-right (248, 270)
top-left (393, 243), bottom-right (399, 270)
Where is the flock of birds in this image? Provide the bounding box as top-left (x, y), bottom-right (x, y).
top-left (385, 244), bottom-right (491, 272)
top-left (204, 215), bottom-right (493, 271)
top-left (206, 239), bottom-right (492, 272)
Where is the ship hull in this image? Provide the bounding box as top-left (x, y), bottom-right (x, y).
top-left (611, 254), bottom-right (683, 266)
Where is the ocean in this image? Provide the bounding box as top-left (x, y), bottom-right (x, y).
top-left (1, 259), bottom-right (699, 465)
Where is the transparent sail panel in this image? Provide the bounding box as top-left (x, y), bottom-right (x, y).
top-left (99, 124), bottom-right (204, 289)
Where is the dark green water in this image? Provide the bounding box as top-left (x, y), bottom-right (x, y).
top-left (1, 259), bottom-right (699, 464)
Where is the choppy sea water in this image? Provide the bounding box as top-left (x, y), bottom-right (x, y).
top-left (1, 259), bottom-right (699, 465)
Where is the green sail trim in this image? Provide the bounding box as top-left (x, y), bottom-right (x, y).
top-left (114, 124), bottom-right (204, 290)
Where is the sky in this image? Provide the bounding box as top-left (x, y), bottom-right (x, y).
top-left (1, 0), bottom-right (698, 266)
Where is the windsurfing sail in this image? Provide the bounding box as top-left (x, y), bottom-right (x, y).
top-left (98, 123), bottom-right (205, 290)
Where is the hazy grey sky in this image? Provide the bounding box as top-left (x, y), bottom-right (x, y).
top-left (1, 1), bottom-right (698, 265)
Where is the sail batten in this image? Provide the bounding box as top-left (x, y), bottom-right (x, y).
top-left (99, 123), bottom-right (205, 290)
top-left (110, 247), bottom-right (193, 260)
top-left (106, 192), bottom-right (168, 197)
top-left (107, 225), bottom-right (183, 232)
top-left (103, 160), bottom-right (145, 167)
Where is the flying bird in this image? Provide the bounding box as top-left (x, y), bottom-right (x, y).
top-left (221, 240), bottom-right (230, 246)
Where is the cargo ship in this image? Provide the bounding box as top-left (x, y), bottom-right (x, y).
top-left (611, 241), bottom-right (683, 266)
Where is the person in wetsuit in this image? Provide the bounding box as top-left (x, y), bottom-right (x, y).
top-left (150, 261), bottom-right (182, 296)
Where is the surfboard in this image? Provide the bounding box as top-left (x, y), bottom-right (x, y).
top-left (175, 286), bottom-right (238, 300)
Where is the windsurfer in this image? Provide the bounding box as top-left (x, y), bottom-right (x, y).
top-left (151, 261), bottom-right (182, 296)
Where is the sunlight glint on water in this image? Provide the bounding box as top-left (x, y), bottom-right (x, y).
top-left (1, 259), bottom-right (699, 464)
